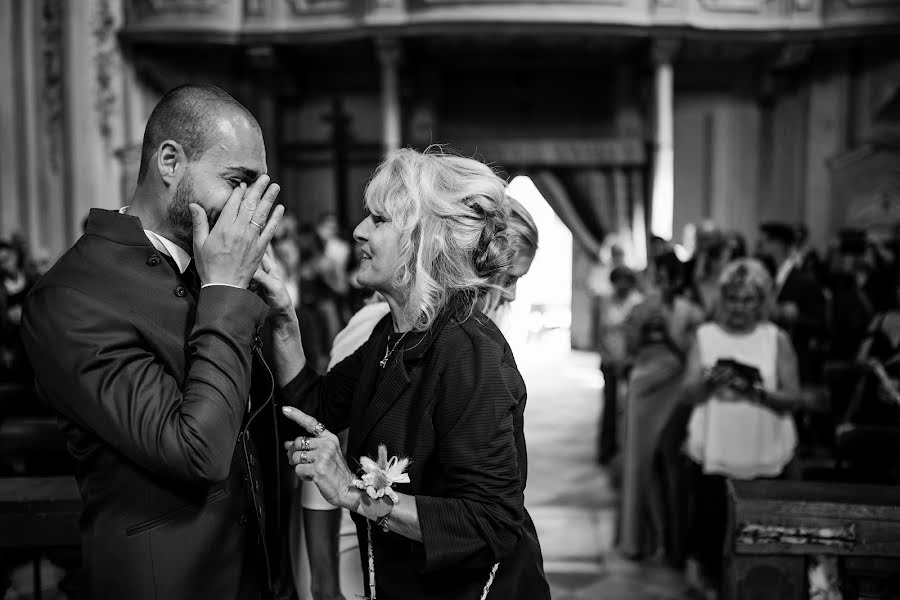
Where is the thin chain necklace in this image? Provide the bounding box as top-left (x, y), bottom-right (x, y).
top-left (379, 330), bottom-right (409, 369)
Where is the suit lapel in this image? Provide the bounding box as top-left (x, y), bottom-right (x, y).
top-left (348, 306), bottom-right (463, 456)
top-left (353, 358), bottom-right (412, 455)
top-left (776, 264), bottom-right (796, 301)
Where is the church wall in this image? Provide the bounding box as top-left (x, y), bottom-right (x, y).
top-left (0, 0), bottom-right (151, 256)
top-left (0, 0), bottom-right (24, 239)
top-left (673, 92), bottom-right (761, 250)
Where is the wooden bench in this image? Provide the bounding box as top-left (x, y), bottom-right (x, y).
top-left (0, 476), bottom-right (81, 600)
top-left (726, 480), bottom-right (900, 599)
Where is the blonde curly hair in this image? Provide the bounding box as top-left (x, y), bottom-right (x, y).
top-left (480, 194), bottom-right (539, 315)
top-left (363, 147), bottom-right (514, 331)
top-left (715, 257), bottom-right (774, 324)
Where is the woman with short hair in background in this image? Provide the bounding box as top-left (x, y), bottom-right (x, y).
top-left (680, 258), bottom-right (802, 594)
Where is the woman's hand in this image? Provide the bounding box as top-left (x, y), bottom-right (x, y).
top-left (282, 407), bottom-right (359, 511)
top-left (252, 249), bottom-right (295, 325)
top-left (705, 364), bottom-right (734, 392)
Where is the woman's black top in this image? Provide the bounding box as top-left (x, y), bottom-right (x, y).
top-left (280, 304), bottom-right (550, 600)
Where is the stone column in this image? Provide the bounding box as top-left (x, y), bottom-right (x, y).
top-left (376, 38), bottom-right (402, 155)
top-left (650, 40), bottom-right (678, 242)
top-left (0, 0), bottom-right (26, 237)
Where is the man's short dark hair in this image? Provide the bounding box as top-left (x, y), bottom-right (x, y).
top-left (759, 222), bottom-right (795, 246)
top-left (137, 84), bottom-right (258, 184)
top-left (609, 265), bottom-right (637, 286)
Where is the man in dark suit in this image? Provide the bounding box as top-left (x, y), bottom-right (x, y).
top-left (21, 84), bottom-right (285, 600)
top-left (757, 222), bottom-right (828, 385)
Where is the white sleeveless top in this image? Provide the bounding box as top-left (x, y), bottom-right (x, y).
top-left (685, 321), bottom-right (797, 479)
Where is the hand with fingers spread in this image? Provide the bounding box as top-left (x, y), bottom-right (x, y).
top-left (282, 406), bottom-right (358, 511)
top-left (189, 174), bottom-right (284, 288)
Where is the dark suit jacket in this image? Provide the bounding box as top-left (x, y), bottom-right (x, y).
top-left (776, 265), bottom-right (828, 383)
top-left (21, 209), bottom-right (281, 600)
top-left (280, 304), bottom-right (550, 600)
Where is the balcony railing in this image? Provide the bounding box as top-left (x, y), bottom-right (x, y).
top-left (120, 0), bottom-right (900, 41)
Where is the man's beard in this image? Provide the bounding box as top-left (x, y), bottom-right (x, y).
top-left (167, 173), bottom-right (197, 250)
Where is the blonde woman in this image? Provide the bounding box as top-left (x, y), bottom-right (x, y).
top-left (255, 148), bottom-right (549, 600)
top-left (680, 257), bottom-right (802, 591)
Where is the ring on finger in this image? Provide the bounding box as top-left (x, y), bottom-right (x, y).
top-left (313, 422), bottom-right (326, 437)
top-left (249, 218), bottom-right (264, 230)
top-left (299, 437), bottom-right (311, 451)
top-left (299, 450), bottom-right (309, 464)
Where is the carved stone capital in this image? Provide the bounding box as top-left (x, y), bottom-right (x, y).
top-left (651, 37), bottom-right (681, 65)
top-left (376, 37), bottom-right (402, 67)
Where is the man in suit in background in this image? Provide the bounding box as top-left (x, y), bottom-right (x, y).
top-left (22, 84), bottom-right (286, 600)
top-left (757, 221), bottom-right (828, 386)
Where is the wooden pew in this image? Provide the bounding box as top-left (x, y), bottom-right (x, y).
top-left (0, 476), bottom-right (81, 599)
top-left (726, 480), bottom-right (900, 599)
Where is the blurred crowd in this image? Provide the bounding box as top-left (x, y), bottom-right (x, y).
top-left (592, 220), bottom-right (900, 595)
top-left (0, 236), bottom-right (54, 385)
top-left (268, 211), bottom-right (372, 374)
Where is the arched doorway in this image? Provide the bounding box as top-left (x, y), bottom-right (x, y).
top-left (505, 175), bottom-right (573, 354)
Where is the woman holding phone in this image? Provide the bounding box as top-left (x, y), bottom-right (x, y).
top-left (679, 257), bottom-right (802, 594)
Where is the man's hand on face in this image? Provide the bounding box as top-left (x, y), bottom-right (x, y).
top-left (189, 174), bottom-right (284, 289)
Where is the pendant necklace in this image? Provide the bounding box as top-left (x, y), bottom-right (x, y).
top-left (380, 330), bottom-right (410, 369)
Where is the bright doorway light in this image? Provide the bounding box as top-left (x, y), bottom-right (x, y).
top-left (506, 175), bottom-right (573, 354)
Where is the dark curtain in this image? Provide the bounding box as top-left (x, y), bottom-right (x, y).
top-left (529, 167), bottom-right (646, 258)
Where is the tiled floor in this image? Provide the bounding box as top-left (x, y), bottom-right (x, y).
top-left (518, 331), bottom-right (696, 600)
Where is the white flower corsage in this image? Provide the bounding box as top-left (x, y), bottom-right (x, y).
top-left (352, 444), bottom-right (410, 503)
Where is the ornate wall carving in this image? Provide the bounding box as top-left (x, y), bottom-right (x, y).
top-left (118, 0), bottom-right (900, 36)
top-left (698, 0), bottom-right (769, 12)
top-left (285, 0), bottom-right (350, 13)
top-left (93, 0), bottom-right (120, 150)
top-left (41, 0), bottom-right (66, 174)
top-left (125, 0), bottom-right (239, 32)
top-left (147, 0), bottom-right (220, 11)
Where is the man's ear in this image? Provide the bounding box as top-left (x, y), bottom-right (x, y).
top-left (156, 140), bottom-right (185, 187)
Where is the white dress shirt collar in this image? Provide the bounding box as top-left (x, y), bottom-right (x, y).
top-left (119, 206), bottom-right (191, 274)
top-left (775, 257), bottom-right (795, 293)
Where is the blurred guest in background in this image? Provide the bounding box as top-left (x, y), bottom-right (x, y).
top-left (684, 224), bottom-right (736, 318)
top-left (596, 266), bottom-right (643, 467)
top-left (619, 252), bottom-right (703, 561)
top-left (0, 240), bottom-right (37, 382)
top-left (273, 232), bottom-right (329, 374)
top-left (278, 211), bottom-right (301, 240)
top-left (833, 266), bottom-right (900, 484)
top-left (757, 221), bottom-right (827, 385)
top-left (587, 238), bottom-right (627, 300)
top-left (315, 212), bottom-right (352, 343)
top-left (480, 195), bottom-right (539, 334)
top-left (680, 258), bottom-right (802, 594)
top-left (825, 229), bottom-right (874, 363)
top-left (793, 222), bottom-right (824, 280)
